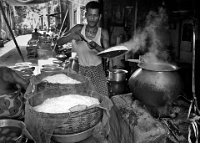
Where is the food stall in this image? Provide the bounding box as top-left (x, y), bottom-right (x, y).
top-left (0, 0), bottom-right (199, 143)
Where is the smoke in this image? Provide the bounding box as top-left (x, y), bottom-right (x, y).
top-left (124, 7), bottom-right (172, 63)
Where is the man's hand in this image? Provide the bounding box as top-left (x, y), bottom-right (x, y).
top-left (0, 67), bottom-right (29, 95)
top-left (87, 41), bottom-right (105, 52)
top-left (88, 41), bottom-right (98, 49)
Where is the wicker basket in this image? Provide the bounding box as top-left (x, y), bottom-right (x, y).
top-left (53, 107), bottom-right (103, 135)
top-left (26, 89), bottom-right (104, 136)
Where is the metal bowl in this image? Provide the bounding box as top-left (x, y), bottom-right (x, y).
top-left (51, 125), bottom-right (96, 143)
top-left (0, 119), bottom-right (24, 142)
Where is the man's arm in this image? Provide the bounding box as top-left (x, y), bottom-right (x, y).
top-left (57, 24), bottom-right (83, 46)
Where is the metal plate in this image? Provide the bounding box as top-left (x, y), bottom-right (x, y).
top-left (97, 46), bottom-right (128, 58)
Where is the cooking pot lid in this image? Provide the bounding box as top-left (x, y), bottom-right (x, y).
top-left (138, 62), bottom-right (179, 71)
top-left (97, 46), bottom-right (128, 58)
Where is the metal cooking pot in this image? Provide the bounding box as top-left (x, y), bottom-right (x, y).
top-left (128, 62), bottom-right (183, 108)
top-left (108, 69), bottom-right (128, 82)
top-left (108, 80), bottom-right (127, 97)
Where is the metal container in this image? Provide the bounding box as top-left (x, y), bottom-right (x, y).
top-left (51, 124), bottom-right (96, 143)
top-left (0, 119), bottom-right (32, 143)
top-left (68, 57), bottom-right (79, 73)
top-left (108, 69), bottom-right (128, 82)
top-left (128, 62), bottom-right (183, 109)
top-left (108, 80), bottom-right (127, 97)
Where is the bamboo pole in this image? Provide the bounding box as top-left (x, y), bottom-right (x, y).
top-left (192, 20), bottom-right (200, 114)
top-left (0, 0), bottom-right (24, 62)
top-left (53, 9), bottom-right (68, 51)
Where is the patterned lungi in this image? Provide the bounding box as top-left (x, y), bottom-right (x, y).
top-left (79, 64), bottom-right (109, 97)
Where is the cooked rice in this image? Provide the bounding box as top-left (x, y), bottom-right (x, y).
top-left (33, 94), bottom-right (100, 113)
top-left (42, 73), bottom-right (81, 84)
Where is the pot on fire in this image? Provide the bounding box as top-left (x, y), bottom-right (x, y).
top-left (128, 62), bottom-right (183, 110)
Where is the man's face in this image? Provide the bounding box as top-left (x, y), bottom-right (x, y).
top-left (85, 9), bottom-right (100, 27)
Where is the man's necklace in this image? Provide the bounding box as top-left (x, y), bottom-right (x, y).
top-left (85, 27), bottom-right (98, 39)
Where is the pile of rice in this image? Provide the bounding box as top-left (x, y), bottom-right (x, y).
top-left (33, 94), bottom-right (100, 113)
top-left (42, 73), bottom-right (81, 84)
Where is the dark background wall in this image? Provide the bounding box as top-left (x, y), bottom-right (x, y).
top-left (100, 0), bottom-right (199, 102)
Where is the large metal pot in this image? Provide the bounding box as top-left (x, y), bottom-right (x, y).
top-left (128, 62), bottom-right (183, 108)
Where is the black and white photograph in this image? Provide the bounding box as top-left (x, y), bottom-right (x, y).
top-left (0, 0), bottom-right (199, 142)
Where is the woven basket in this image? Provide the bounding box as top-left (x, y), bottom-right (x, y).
top-left (53, 106), bottom-right (103, 135)
top-left (26, 89), bottom-right (104, 136)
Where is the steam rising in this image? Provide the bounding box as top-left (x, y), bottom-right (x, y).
top-left (124, 7), bottom-right (172, 63)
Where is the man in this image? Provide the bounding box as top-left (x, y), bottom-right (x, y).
top-left (57, 1), bottom-right (109, 96)
top-left (31, 28), bottom-right (42, 41)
